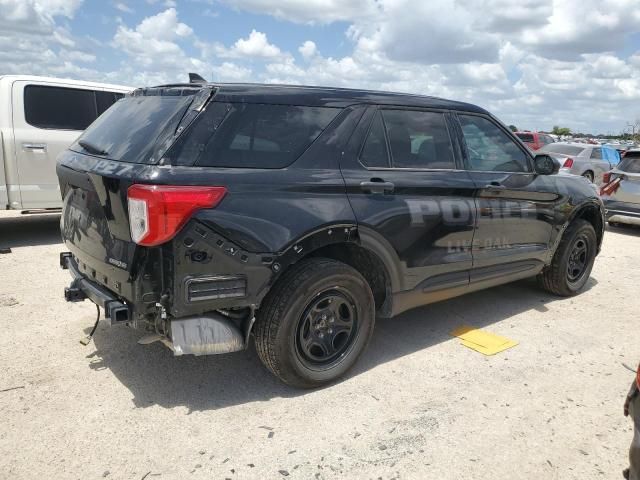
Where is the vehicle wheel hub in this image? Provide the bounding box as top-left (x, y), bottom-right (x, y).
top-left (296, 290), bottom-right (357, 366)
top-left (567, 235), bottom-right (589, 283)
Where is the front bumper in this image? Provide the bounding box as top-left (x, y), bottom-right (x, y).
top-left (60, 252), bottom-right (131, 324)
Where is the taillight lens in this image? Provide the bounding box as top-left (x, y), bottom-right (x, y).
top-left (600, 177), bottom-right (621, 197)
top-left (602, 172), bottom-right (612, 184)
top-left (563, 158), bottom-right (574, 168)
top-left (127, 185), bottom-right (227, 246)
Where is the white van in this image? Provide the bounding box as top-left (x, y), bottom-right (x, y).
top-left (0, 75), bottom-right (131, 210)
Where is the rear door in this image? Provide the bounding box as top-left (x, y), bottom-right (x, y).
top-left (11, 81), bottom-right (124, 209)
top-left (588, 147), bottom-right (611, 184)
top-left (455, 113), bottom-right (558, 276)
top-left (341, 106), bottom-right (477, 297)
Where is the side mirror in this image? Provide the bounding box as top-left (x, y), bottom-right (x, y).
top-left (534, 154), bottom-right (559, 175)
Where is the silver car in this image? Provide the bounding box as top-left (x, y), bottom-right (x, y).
top-left (539, 142), bottom-right (612, 184)
top-left (602, 152), bottom-right (640, 227)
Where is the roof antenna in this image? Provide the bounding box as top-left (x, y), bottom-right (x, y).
top-left (189, 73), bottom-right (207, 84)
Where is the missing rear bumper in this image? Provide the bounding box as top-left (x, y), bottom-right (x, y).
top-left (61, 252), bottom-right (131, 325)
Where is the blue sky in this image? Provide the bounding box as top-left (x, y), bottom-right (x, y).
top-left (1, 0), bottom-right (640, 134)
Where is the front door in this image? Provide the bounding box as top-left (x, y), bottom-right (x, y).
top-left (340, 106), bottom-right (477, 306)
top-left (454, 113), bottom-right (559, 280)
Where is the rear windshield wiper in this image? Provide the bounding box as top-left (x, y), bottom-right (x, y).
top-left (78, 140), bottom-right (108, 156)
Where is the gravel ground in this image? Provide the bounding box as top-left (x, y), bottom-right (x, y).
top-left (0, 210), bottom-right (638, 480)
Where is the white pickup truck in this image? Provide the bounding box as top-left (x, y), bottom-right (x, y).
top-left (0, 75), bottom-right (131, 210)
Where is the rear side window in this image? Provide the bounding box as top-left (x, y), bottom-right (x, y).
top-left (359, 112), bottom-right (390, 168)
top-left (618, 157), bottom-right (640, 173)
top-left (541, 144), bottom-right (585, 156)
top-left (24, 85), bottom-right (125, 130)
top-left (96, 91), bottom-right (125, 115)
top-left (516, 133), bottom-right (534, 143)
top-left (24, 85), bottom-right (96, 130)
top-left (380, 109), bottom-right (455, 169)
top-left (176, 103), bottom-right (340, 169)
top-left (459, 115), bottom-right (530, 172)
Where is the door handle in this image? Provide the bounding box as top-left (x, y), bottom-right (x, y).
top-left (484, 182), bottom-right (506, 190)
top-left (360, 179), bottom-right (395, 194)
top-left (22, 143), bottom-right (47, 152)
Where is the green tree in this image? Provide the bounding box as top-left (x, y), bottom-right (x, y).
top-left (552, 125), bottom-right (571, 136)
top-left (508, 124), bottom-right (518, 132)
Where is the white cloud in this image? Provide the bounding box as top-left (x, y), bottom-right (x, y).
top-left (113, 2), bottom-right (133, 13)
top-left (230, 30), bottom-right (283, 58)
top-left (217, 0), bottom-right (376, 24)
top-left (1, 0), bottom-right (639, 134)
top-left (298, 40), bottom-right (317, 59)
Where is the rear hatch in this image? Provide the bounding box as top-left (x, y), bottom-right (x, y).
top-left (603, 156), bottom-right (640, 206)
top-left (57, 85), bottom-right (213, 300)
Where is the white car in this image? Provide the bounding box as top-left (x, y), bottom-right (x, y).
top-left (538, 142), bottom-right (614, 185)
top-left (0, 75), bottom-right (131, 210)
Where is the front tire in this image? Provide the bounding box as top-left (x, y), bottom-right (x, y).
top-left (254, 258), bottom-right (375, 388)
top-left (539, 219), bottom-right (597, 296)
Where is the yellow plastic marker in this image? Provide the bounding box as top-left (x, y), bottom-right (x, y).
top-left (450, 325), bottom-right (518, 356)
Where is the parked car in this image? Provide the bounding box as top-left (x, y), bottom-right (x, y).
top-left (601, 155), bottom-right (640, 227)
top-left (57, 81), bottom-right (605, 388)
top-left (0, 75), bottom-right (131, 211)
top-left (515, 131), bottom-right (554, 151)
top-left (538, 142), bottom-right (613, 184)
top-left (623, 148), bottom-right (640, 160)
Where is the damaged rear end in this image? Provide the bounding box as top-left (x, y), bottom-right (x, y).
top-left (57, 83), bottom-right (268, 355)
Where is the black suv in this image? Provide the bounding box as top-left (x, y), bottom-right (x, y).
top-left (57, 81), bottom-right (604, 388)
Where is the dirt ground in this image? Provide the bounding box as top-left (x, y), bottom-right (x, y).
top-left (0, 209), bottom-right (638, 480)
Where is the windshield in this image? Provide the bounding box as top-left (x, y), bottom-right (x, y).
top-left (540, 144), bottom-right (585, 156)
top-left (70, 90), bottom-right (199, 164)
top-left (515, 133), bottom-right (534, 143)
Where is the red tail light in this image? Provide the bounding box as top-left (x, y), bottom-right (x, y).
top-left (127, 185), bottom-right (227, 246)
top-left (600, 177), bottom-right (621, 197)
top-left (602, 172), bottom-right (612, 184)
top-left (563, 158), bottom-right (574, 168)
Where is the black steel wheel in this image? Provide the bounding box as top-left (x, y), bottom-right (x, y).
top-left (296, 289), bottom-right (358, 369)
top-left (566, 234), bottom-right (589, 283)
top-left (254, 258), bottom-right (375, 388)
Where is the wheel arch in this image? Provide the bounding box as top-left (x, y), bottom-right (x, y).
top-left (271, 225), bottom-right (402, 318)
top-left (565, 200), bottom-right (605, 252)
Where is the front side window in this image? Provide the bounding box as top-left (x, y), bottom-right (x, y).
top-left (590, 148), bottom-right (602, 160)
top-left (459, 115), bottom-right (530, 172)
top-left (380, 109), bottom-right (455, 169)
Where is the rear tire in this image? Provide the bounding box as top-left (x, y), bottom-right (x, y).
top-left (254, 257), bottom-right (375, 388)
top-left (582, 171), bottom-right (594, 183)
top-left (539, 219), bottom-right (597, 296)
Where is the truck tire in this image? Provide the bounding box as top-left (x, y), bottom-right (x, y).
top-left (539, 219), bottom-right (597, 296)
top-left (254, 257), bottom-right (375, 388)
